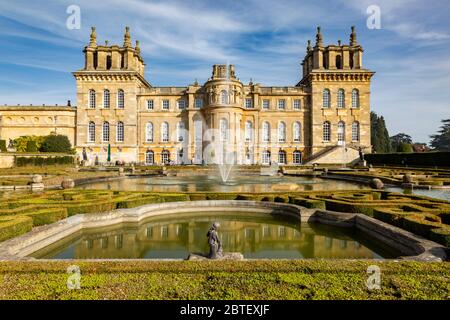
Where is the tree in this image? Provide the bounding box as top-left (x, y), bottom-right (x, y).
top-left (390, 133), bottom-right (413, 152)
top-left (430, 119), bottom-right (450, 151)
top-left (40, 134), bottom-right (73, 153)
top-left (397, 142), bottom-right (413, 153)
top-left (13, 136), bottom-right (45, 152)
top-left (371, 112), bottom-right (391, 153)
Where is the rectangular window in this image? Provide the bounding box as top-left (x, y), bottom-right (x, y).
top-left (162, 100), bottom-right (170, 110)
top-left (195, 98), bottom-right (203, 109)
top-left (245, 98), bottom-right (253, 109)
top-left (147, 99), bottom-right (154, 110)
top-left (278, 99), bottom-right (286, 110)
top-left (293, 99), bottom-right (301, 110)
top-left (262, 99), bottom-right (270, 110)
top-left (177, 100), bottom-right (186, 110)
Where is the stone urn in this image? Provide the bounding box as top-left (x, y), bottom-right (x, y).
top-left (32, 174), bottom-right (42, 183)
top-left (118, 167), bottom-right (125, 176)
top-left (369, 178), bottom-right (384, 189)
top-left (403, 174), bottom-right (413, 184)
top-left (61, 178), bottom-right (75, 189)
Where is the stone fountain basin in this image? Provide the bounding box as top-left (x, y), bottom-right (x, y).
top-left (0, 200), bottom-right (446, 261)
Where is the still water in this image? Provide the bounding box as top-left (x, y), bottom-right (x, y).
top-left (32, 211), bottom-right (400, 259)
top-left (79, 175), bottom-right (367, 193)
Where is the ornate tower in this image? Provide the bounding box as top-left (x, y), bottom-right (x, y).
top-left (73, 27), bottom-right (150, 163)
top-left (298, 26), bottom-right (374, 161)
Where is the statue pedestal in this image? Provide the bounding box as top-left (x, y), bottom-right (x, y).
top-left (187, 252), bottom-right (244, 261)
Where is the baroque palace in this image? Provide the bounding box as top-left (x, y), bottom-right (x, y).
top-left (0, 26), bottom-right (374, 165)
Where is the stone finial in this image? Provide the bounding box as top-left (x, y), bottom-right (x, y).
top-left (124, 26), bottom-right (131, 47)
top-left (315, 26), bottom-right (323, 46)
top-left (306, 40), bottom-right (312, 52)
top-left (194, 79), bottom-right (199, 86)
top-left (135, 40), bottom-right (141, 54)
top-left (350, 25), bottom-right (358, 46)
top-left (89, 26), bottom-right (97, 47)
top-left (338, 39), bottom-right (341, 46)
top-left (249, 78), bottom-right (253, 85)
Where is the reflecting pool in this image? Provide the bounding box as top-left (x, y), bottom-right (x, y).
top-left (32, 211), bottom-right (400, 259)
top-left (78, 175), bottom-right (367, 193)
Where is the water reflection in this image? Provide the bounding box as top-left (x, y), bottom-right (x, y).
top-left (79, 175), bottom-right (366, 193)
top-left (386, 187), bottom-right (450, 201)
top-left (33, 212), bottom-right (398, 259)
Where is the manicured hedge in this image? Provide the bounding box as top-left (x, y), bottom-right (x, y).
top-left (1, 260), bottom-right (449, 300)
top-left (24, 208), bottom-right (67, 226)
top-left (115, 196), bottom-right (160, 209)
top-left (0, 216), bottom-right (33, 242)
top-left (0, 140), bottom-right (6, 152)
top-left (15, 156), bottom-right (74, 167)
top-left (365, 152), bottom-right (450, 167)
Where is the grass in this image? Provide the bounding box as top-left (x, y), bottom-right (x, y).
top-left (0, 260), bottom-right (448, 300)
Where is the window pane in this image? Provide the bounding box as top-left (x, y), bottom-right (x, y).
top-left (117, 90), bottom-right (124, 108)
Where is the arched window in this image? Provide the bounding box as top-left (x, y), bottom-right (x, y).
top-left (352, 121), bottom-right (360, 141)
top-left (336, 55), bottom-right (342, 69)
top-left (337, 121), bottom-right (345, 142)
top-left (323, 89), bottom-right (330, 108)
top-left (145, 150), bottom-right (154, 164)
top-left (103, 89), bottom-right (110, 108)
top-left (161, 122), bottom-right (169, 142)
top-left (102, 121), bottom-right (110, 142)
top-left (89, 90), bottom-right (96, 108)
top-left (352, 89), bottom-right (359, 108)
top-left (116, 121), bottom-right (124, 142)
top-left (293, 150), bottom-right (302, 164)
top-left (219, 118), bottom-right (228, 141)
top-left (293, 122), bottom-right (301, 142)
top-left (245, 120), bottom-right (253, 142)
top-left (262, 150), bottom-right (271, 165)
top-left (278, 122), bottom-right (286, 142)
top-left (117, 89), bottom-right (124, 109)
top-left (323, 121), bottom-right (331, 142)
top-left (146, 122), bottom-right (153, 142)
top-left (161, 150), bottom-right (170, 164)
top-left (262, 122), bottom-right (270, 142)
top-left (221, 90), bottom-right (228, 104)
top-left (337, 89), bottom-right (345, 108)
top-left (278, 150), bottom-right (287, 164)
top-left (88, 121), bottom-right (95, 142)
top-left (177, 121), bottom-right (185, 142)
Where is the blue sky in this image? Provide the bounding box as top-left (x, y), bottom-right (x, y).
top-left (0, 0), bottom-right (449, 143)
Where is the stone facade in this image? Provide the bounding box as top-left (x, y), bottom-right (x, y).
top-left (0, 26), bottom-right (374, 165)
top-left (0, 106), bottom-right (76, 146)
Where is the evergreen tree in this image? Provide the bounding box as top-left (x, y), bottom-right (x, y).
top-left (370, 112), bottom-right (391, 153)
top-left (390, 133), bottom-right (413, 152)
top-left (430, 119), bottom-right (450, 151)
